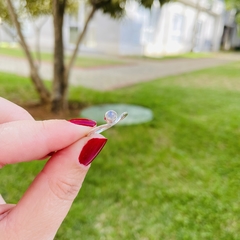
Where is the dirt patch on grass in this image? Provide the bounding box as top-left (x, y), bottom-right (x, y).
top-left (21, 101), bottom-right (87, 120)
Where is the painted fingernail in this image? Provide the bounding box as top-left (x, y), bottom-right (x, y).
top-left (41, 119), bottom-right (96, 160)
top-left (79, 138), bottom-right (107, 166)
top-left (69, 118), bottom-right (97, 127)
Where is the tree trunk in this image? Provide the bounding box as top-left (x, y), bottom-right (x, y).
top-left (6, 0), bottom-right (50, 103)
top-left (51, 3), bottom-right (96, 113)
top-left (52, 0), bottom-right (67, 113)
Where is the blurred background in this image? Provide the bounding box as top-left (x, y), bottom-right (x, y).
top-left (1, 0), bottom-right (240, 239)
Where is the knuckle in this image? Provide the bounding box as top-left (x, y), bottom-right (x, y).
top-left (48, 174), bottom-right (81, 201)
top-left (40, 120), bottom-right (49, 132)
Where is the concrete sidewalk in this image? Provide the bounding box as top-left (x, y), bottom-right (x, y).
top-left (0, 53), bottom-right (239, 91)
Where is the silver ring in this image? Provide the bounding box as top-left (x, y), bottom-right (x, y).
top-left (87, 110), bottom-right (128, 136)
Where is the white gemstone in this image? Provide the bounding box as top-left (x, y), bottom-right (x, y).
top-left (104, 110), bottom-right (117, 124)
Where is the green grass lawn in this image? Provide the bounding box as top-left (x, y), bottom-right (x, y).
top-left (1, 61), bottom-right (240, 239)
top-left (0, 46), bottom-right (124, 68)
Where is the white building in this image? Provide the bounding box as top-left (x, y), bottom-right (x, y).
top-left (0, 0), bottom-right (225, 56)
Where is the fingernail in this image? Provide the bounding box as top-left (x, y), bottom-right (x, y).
top-left (39, 151), bottom-right (55, 160)
top-left (47, 151), bottom-right (55, 157)
top-left (69, 118), bottom-right (97, 127)
top-left (79, 138), bottom-right (107, 166)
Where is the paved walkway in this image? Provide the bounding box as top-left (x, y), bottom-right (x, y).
top-left (0, 53), bottom-right (239, 91)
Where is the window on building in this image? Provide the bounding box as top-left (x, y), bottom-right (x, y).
top-left (171, 13), bottom-right (184, 42)
top-left (141, 4), bottom-right (161, 44)
top-left (69, 13), bottom-right (79, 45)
top-left (194, 20), bottom-right (203, 50)
top-left (69, 26), bottom-right (79, 44)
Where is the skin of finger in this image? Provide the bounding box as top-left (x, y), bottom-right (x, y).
top-left (2, 134), bottom-right (105, 240)
top-left (0, 195), bottom-right (6, 204)
top-left (0, 204), bottom-right (16, 221)
top-left (0, 97), bottom-right (34, 123)
top-left (0, 119), bottom-right (92, 165)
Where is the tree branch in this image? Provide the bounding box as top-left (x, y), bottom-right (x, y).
top-left (6, 0), bottom-right (50, 102)
top-left (65, 6), bottom-right (96, 79)
top-left (7, 0), bottom-right (36, 71)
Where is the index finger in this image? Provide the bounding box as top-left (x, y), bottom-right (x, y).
top-left (0, 97), bottom-right (34, 123)
top-left (0, 120), bottom-right (93, 165)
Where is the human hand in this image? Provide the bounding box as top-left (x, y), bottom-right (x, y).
top-left (0, 98), bottom-right (107, 239)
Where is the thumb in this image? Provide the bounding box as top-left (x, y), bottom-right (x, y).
top-left (3, 134), bottom-right (107, 240)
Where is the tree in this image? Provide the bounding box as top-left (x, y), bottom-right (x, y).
top-left (222, 0), bottom-right (240, 49)
top-left (2, 0), bottom-right (53, 104)
top-left (225, 0), bottom-right (240, 27)
top-left (224, 0), bottom-right (240, 33)
top-left (1, 0), bottom-right (170, 113)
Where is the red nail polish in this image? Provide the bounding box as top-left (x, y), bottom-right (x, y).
top-left (79, 138), bottom-right (107, 166)
top-left (69, 118), bottom-right (97, 127)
